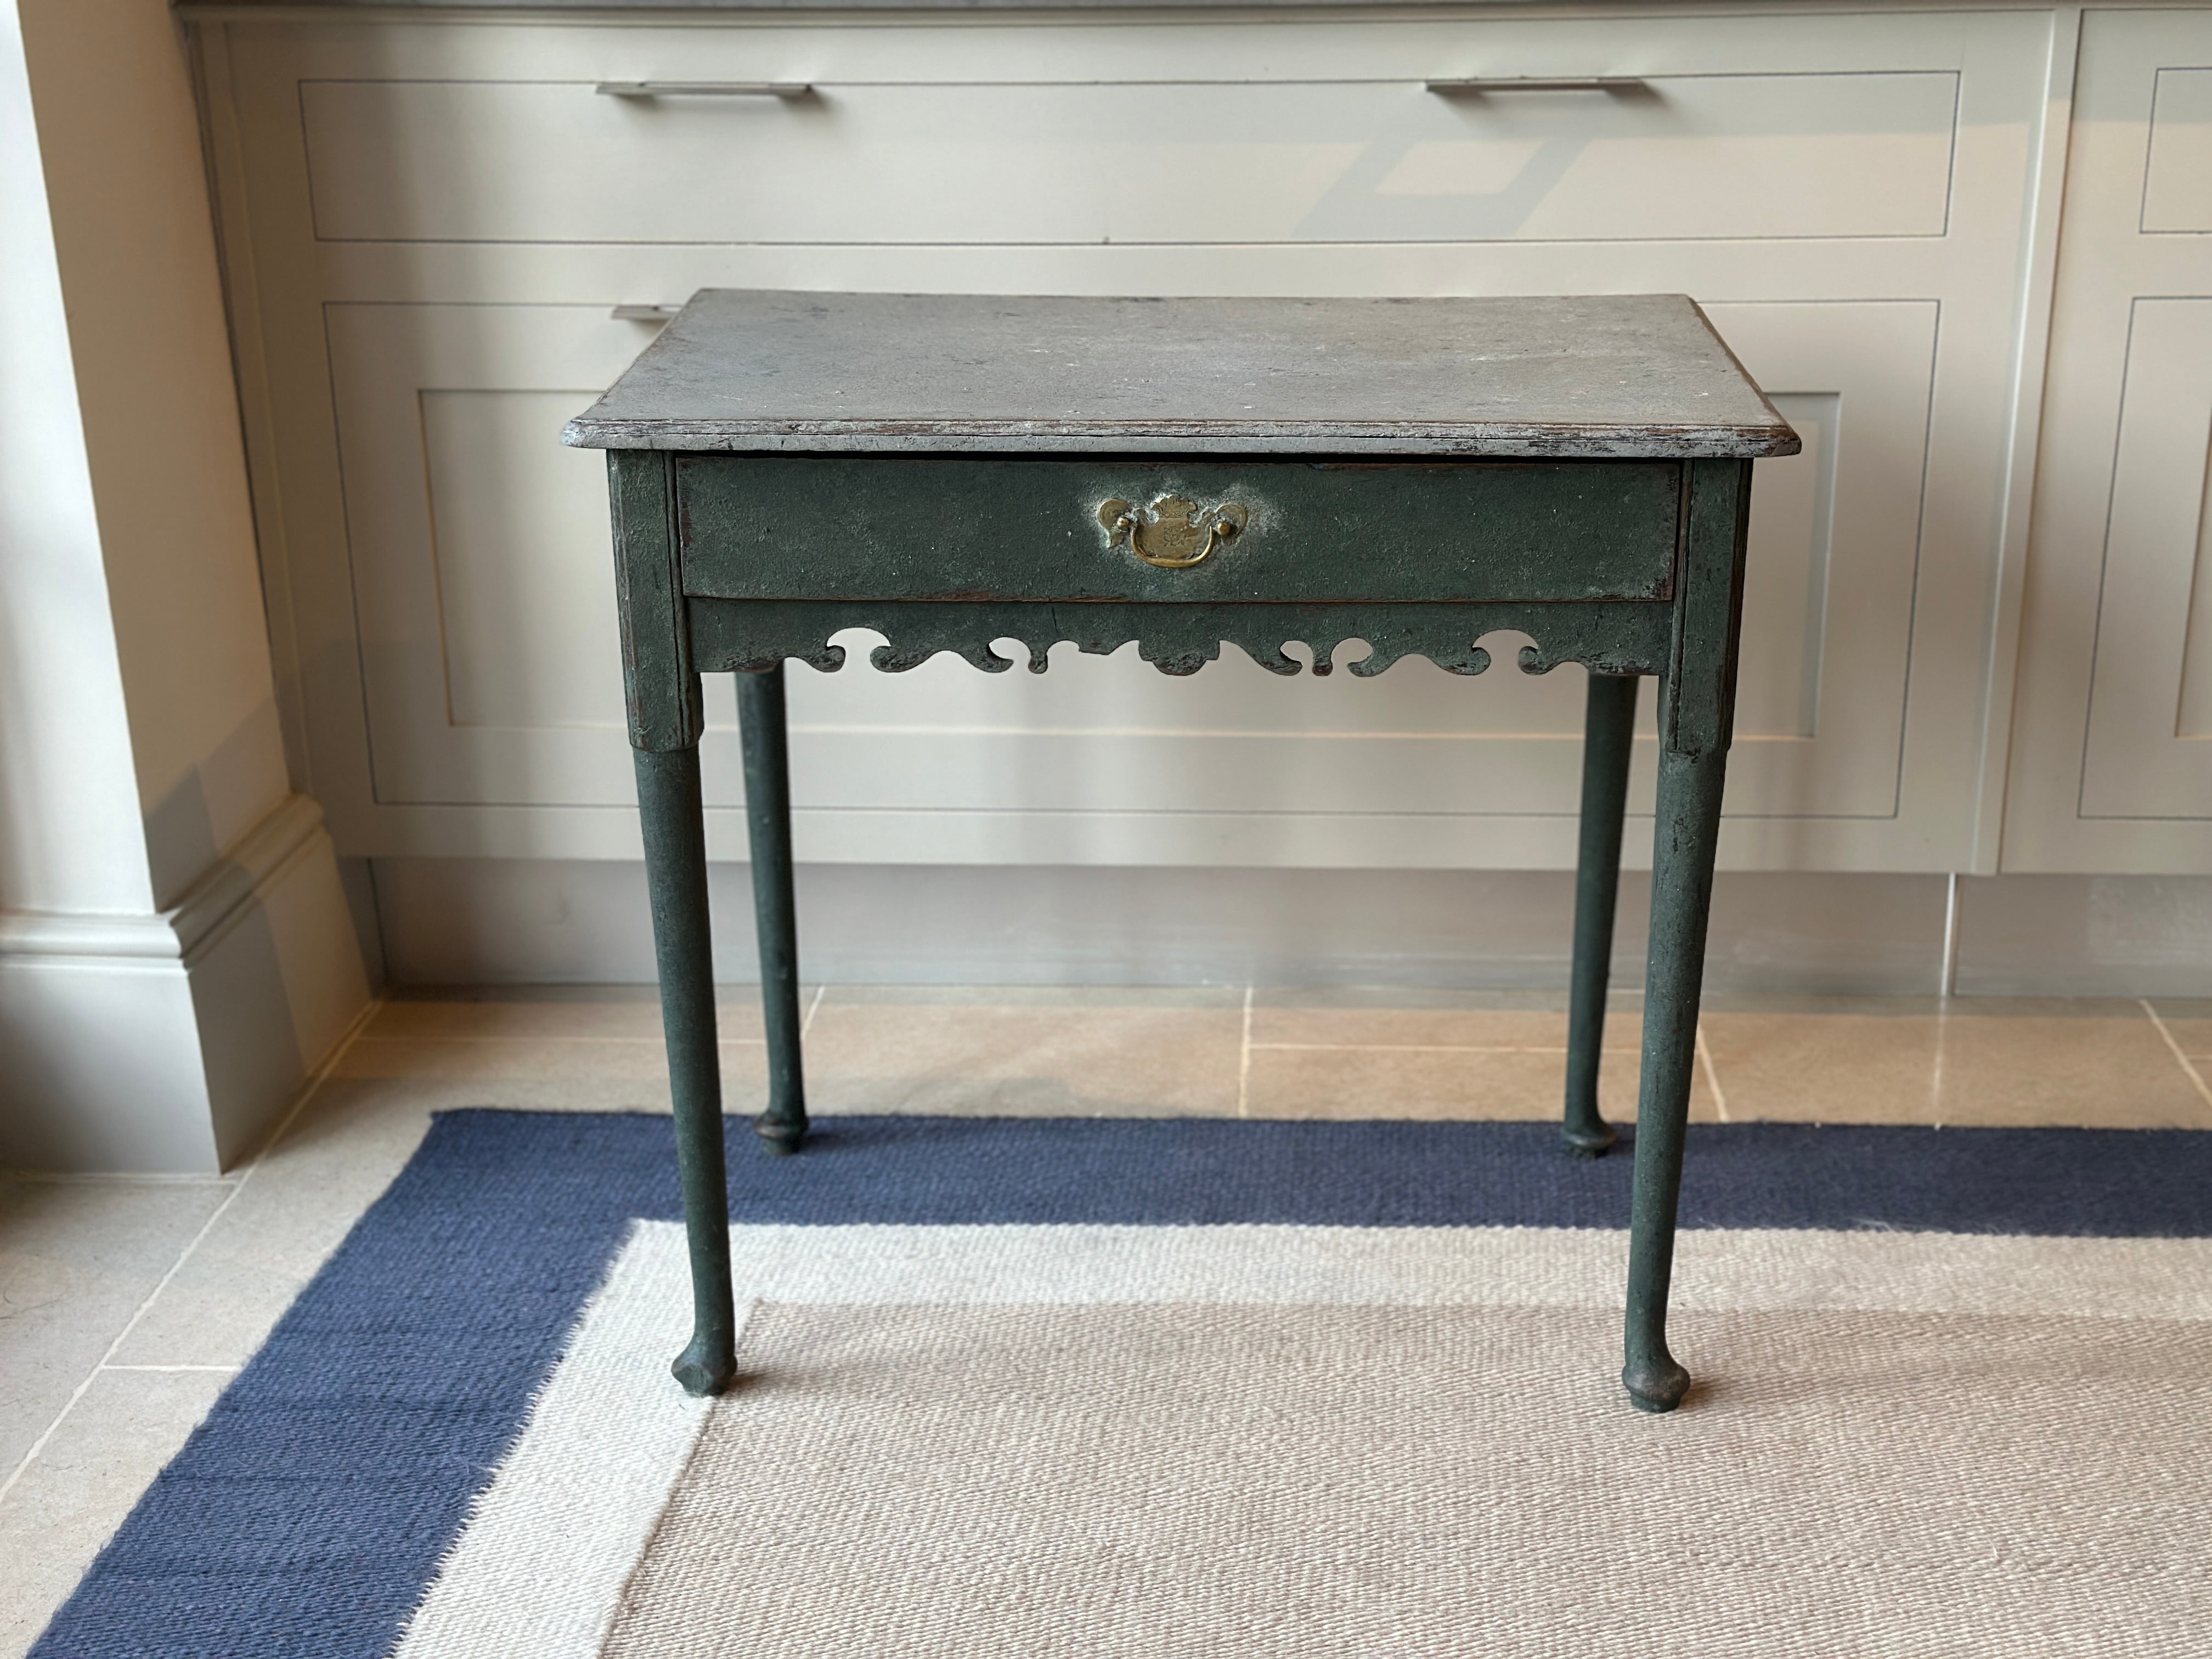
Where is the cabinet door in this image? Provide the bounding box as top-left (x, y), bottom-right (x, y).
top-left (324, 304), bottom-right (748, 819)
top-left (2079, 301), bottom-right (2212, 819)
top-left (2007, 11), bottom-right (2212, 872)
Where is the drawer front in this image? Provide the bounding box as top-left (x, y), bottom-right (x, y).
top-left (674, 456), bottom-right (1680, 605)
top-left (301, 70), bottom-right (1955, 246)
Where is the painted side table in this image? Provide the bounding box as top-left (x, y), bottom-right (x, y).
top-left (564, 290), bottom-right (1798, 1414)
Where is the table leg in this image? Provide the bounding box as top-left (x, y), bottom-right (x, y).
top-left (1620, 456), bottom-right (1751, 1415)
top-left (1621, 743), bottom-right (1726, 1412)
top-left (634, 743), bottom-right (738, 1397)
top-left (1564, 673), bottom-right (1638, 1157)
top-left (737, 665), bottom-right (809, 1153)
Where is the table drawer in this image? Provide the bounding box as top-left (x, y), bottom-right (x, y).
top-left (301, 69), bottom-right (1955, 246)
top-left (673, 456), bottom-right (1681, 606)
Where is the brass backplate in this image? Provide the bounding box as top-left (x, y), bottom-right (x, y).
top-left (1097, 493), bottom-right (1250, 569)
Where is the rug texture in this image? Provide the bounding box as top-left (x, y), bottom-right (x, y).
top-left (30, 1113), bottom-right (2212, 1658)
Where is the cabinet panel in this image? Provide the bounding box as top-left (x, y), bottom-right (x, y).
top-left (2006, 10), bottom-right (2212, 872)
top-left (421, 390), bottom-right (621, 731)
top-left (2079, 301), bottom-right (2212, 815)
top-left (2144, 67), bottom-right (2212, 231)
top-left (302, 72), bottom-right (1956, 247)
top-left (1701, 303), bottom-right (1931, 825)
top-left (327, 305), bottom-right (745, 808)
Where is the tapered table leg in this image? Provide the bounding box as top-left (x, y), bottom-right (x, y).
top-left (737, 665), bottom-right (809, 1153)
top-left (1620, 455), bottom-right (1752, 1415)
top-left (1621, 743), bottom-right (1726, 1412)
top-left (634, 744), bottom-right (737, 1397)
top-left (1565, 673), bottom-right (1638, 1157)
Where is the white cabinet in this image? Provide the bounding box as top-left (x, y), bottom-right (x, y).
top-left (197, 5), bottom-right (2061, 872)
top-left (2006, 10), bottom-right (2212, 872)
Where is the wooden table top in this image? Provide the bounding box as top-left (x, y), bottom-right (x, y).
top-left (563, 290), bottom-right (1799, 460)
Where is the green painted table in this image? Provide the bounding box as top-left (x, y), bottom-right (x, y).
top-left (565, 289), bottom-right (1799, 1413)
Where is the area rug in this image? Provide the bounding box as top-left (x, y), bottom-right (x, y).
top-left (31, 1112), bottom-right (2212, 1658)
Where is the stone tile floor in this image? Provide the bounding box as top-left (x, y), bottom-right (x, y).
top-left (4, 984), bottom-right (2211, 1654)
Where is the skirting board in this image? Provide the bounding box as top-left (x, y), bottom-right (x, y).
top-left (0, 797), bottom-right (375, 1171)
top-left (363, 859), bottom-right (2212, 998)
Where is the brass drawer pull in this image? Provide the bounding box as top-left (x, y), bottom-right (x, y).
top-left (1098, 494), bottom-right (1248, 569)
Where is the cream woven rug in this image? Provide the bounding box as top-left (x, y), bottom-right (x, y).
top-left (398, 1222), bottom-right (2212, 1658)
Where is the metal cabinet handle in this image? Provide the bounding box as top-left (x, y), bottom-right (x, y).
top-left (1098, 495), bottom-right (1248, 570)
top-left (1425, 76), bottom-right (1649, 93)
top-left (611, 304), bottom-right (681, 323)
top-left (595, 81), bottom-right (812, 99)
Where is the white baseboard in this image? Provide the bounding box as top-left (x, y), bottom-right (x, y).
top-left (364, 859), bottom-right (1935, 993)
top-left (0, 795), bottom-right (374, 1171)
top-left (365, 858), bottom-right (2212, 1000)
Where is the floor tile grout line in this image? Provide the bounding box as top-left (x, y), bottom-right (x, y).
top-left (99, 1364), bottom-right (243, 1375)
top-left (1237, 985), bottom-right (1254, 1119)
top-left (1695, 1023), bottom-right (1730, 1122)
top-left (800, 983), bottom-right (828, 1039)
top-left (0, 1171), bottom-right (240, 1187)
top-left (0, 1175), bottom-right (257, 1507)
top-left (0, 991), bottom-right (385, 1509)
top-left (2140, 1000), bottom-right (2212, 1108)
top-left (352, 1035), bottom-right (769, 1046)
top-left (1250, 1042), bottom-right (1639, 1055)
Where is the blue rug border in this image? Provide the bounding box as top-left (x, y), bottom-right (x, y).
top-left (32, 1110), bottom-right (2212, 1659)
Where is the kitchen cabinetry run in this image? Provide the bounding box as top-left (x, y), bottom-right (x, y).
top-left (190, 4), bottom-right (2080, 872)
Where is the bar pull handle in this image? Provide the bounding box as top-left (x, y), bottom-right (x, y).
top-left (611, 304), bottom-right (682, 323)
top-left (1425, 76), bottom-right (1649, 94)
top-left (596, 81), bottom-right (812, 99)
